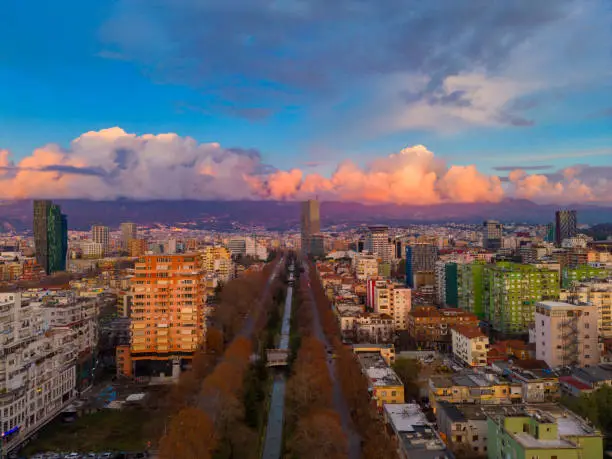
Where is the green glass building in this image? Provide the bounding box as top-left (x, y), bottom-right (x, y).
top-left (33, 200), bottom-right (68, 274)
top-left (484, 262), bottom-right (559, 335)
top-left (444, 262), bottom-right (458, 307)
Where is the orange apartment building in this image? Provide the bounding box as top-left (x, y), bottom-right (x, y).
top-left (408, 306), bottom-right (479, 352)
top-left (118, 253), bottom-right (206, 378)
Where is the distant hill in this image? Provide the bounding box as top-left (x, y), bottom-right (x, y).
top-left (1, 199), bottom-right (611, 232)
top-left (584, 223), bottom-right (612, 241)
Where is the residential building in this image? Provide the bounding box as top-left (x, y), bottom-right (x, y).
top-left (120, 222), bottom-right (137, 250)
top-left (451, 325), bottom-right (489, 367)
top-left (81, 241), bottom-right (104, 259)
top-left (353, 313), bottom-right (394, 343)
top-left (457, 262), bottom-right (485, 319)
top-left (0, 292), bottom-right (97, 454)
top-left (354, 253), bottom-right (379, 281)
top-left (492, 360), bottom-right (560, 402)
top-left (372, 282), bottom-right (412, 330)
top-left (483, 220), bottom-right (503, 250)
top-left (562, 265), bottom-right (611, 288)
top-left (555, 209), bottom-right (577, 246)
top-left (365, 225), bottom-right (390, 262)
top-left (408, 306), bottom-right (479, 351)
top-left (535, 300), bottom-right (600, 368)
top-left (561, 280), bottom-right (612, 337)
top-left (91, 225), bottom-right (110, 254)
top-left (436, 402), bottom-right (489, 457)
top-left (384, 404), bottom-right (451, 459)
top-left (571, 364), bottom-right (612, 390)
top-left (484, 262), bottom-right (560, 335)
top-left (357, 351), bottom-right (404, 409)
top-left (429, 371), bottom-right (523, 413)
top-left (33, 200), bottom-right (67, 274)
top-left (301, 199), bottom-right (320, 256)
top-left (128, 238), bottom-right (148, 257)
top-left (352, 343), bottom-right (396, 366)
top-left (486, 403), bottom-right (602, 459)
top-left (406, 243), bottom-right (438, 288)
top-left (127, 254), bottom-right (206, 378)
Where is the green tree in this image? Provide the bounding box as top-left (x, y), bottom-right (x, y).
top-left (392, 358), bottom-right (421, 401)
top-left (562, 385), bottom-right (612, 434)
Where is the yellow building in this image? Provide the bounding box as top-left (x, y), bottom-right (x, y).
top-left (356, 350), bottom-right (404, 409)
top-left (353, 343), bottom-right (396, 365)
top-left (561, 281), bottom-right (612, 338)
top-left (429, 372), bottom-right (522, 413)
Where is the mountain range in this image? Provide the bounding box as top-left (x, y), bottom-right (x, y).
top-left (0, 199), bottom-right (611, 232)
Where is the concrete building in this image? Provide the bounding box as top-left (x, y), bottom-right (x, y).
top-left (561, 280), bottom-right (612, 337)
top-left (457, 262), bottom-right (485, 319)
top-left (0, 292), bottom-right (97, 454)
top-left (91, 225), bottom-right (110, 254)
top-left (535, 300), bottom-right (600, 368)
top-left (451, 325), bottom-right (489, 367)
top-left (357, 351), bottom-right (404, 409)
top-left (408, 306), bottom-right (479, 351)
top-left (365, 225), bottom-right (390, 262)
top-left (483, 220), bottom-right (503, 250)
top-left (436, 402), bottom-right (489, 457)
top-left (384, 404), bottom-right (451, 459)
top-left (301, 199), bottom-right (320, 256)
top-left (128, 238), bottom-right (148, 257)
top-left (81, 241), bottom-right (104, 259)
top-left (127, 254), bottom-right (206, 378)
top-left (555, 210), bottom-right (577, 246)
top-left (486, 403), bottom-right (602, 459)
top-left (372, 282), bottom-right (412, 330)
top-left (120, 222), bottom-right (137, 250)
top-left (429, 371), bottom-right (523, 413)
top-left (354, 253), bottom-right (379, 281)
top-left (485, 262), bottom-right (560, 335)
top-left (405, 243), bottom-right (439, 288)
top-left (353, 313), bottom-right (395, 343)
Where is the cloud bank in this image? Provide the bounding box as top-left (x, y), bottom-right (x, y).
top-left (1, 128), bottom-right (610, 204)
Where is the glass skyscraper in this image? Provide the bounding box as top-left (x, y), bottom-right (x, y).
top-left (33, 200), bottom-right (68, 274)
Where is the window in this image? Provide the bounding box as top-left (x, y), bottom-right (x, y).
top-left (472, 435), bottom-right (478, 441)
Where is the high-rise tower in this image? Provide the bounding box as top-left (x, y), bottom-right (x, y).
top-left (555, 210), bottom-right (577, 246)
top-left (120, 222), bottom-right (137, 249)
top-left (301, 199), bottom-right (320, 255)
top-left (33, 200), bottom-right (68, 274)
top-left (483, 220), bottom-right (502, 250)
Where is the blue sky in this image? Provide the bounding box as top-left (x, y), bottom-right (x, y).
top-left (0, 0), bottom-right (610, 203)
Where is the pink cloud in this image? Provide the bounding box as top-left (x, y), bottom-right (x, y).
top-left (0, 127), bottom-right (609, 204)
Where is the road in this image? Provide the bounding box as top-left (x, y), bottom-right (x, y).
top-left (261, 263), bottom-right (294, 459)
top-left (303, 262), bottom-right (361, 459)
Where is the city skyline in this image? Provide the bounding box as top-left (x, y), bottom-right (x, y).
top-left (0, 1), bottom-right (610, 204)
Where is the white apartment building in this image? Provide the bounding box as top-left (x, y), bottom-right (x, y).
top-left (0, 292), bottom-right (97, 454)
top-left (535, 300), bottom-right (600, 369)
top-left (81, 241), bottom-right (104, 259)
top-left (561, 281), bottom-right (612, 338)
top-left (365, 225), bottom-right (390, 262)
top-left (451, 325), bottom-right (489, 367)
top-left (354, 254), bottom-right (379, 281)
top-left (354, 313), bottom-right (394, 343)
top-left (373, 283), bottom-right (411, 330)
top-left (91, 225), bottom-right (110, 254)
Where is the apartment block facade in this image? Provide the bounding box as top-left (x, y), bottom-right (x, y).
top-left (561, 280), bottom-right (612, 337)
top-left (0, 292), bottom-right (97, 454)
top-left (451, 325), bottom-right (489, 367)
top-left (127, 254), bottom-right (206, 378)
top-left (372, 282), bottom-right (411, 330)
top-left (485, 263), bottom-right (560, 335)
top-left (535, 301), bottom-right (600, 368)
top-left (408, 306), bottom-right (479, 351)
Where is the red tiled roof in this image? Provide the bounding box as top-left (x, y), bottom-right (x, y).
top-left (559, 376), bottom-right (592, 391)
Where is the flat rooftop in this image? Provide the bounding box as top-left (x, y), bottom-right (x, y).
top-left (431, 369), bottom-right (502, 388)
top-left (384, 404), bottom-right (450, 459)
top-left (358, 352), bottom-right (402, 387)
